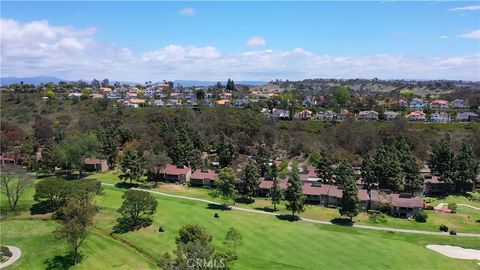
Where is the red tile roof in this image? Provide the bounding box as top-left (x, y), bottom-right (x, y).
top-left (191, 169), bottom-right (217, 180)
top-left (259, 179), bottom-right (288, 190)
top-left (159, 164), bottom-right (191, 175)
top-left (84, 157), bottom-right (107, 165)
top-left (302, 183), bottom-right (330, 196)
top-left (389, 194), bottom-right (423, 208)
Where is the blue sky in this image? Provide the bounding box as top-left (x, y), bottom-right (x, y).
top-left (1, 1), bottom-right (479, 81)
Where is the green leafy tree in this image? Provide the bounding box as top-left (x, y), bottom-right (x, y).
top-left (309, 150), bottom-right (321, 165)
top-left (176, 224), bottom-right (213, 245)
top-left (217, 167), bottom-right (237, 205)
top-left (34, 178), bottom-right (68, 208)
top-left (55, 133), bottom-right (100, 177)
top-left (428, 140), bottom-right (455, 184)
top-left (217, 133), bottom-right (239, 168)
top-left (454, 142), bottom-right (479, 192)
top-left (226, 79), bottom-right (235, 91)
top-left (334, 85), bottom-right (350, 107)
top-left (55, 199), bottom-right (96, 266)
top-left (119, 149), bottom-right (142, 184)
top-left (240, 161), bottom-right (260, 201)
top-left (335, 160), bottom-right (355, 186)
top-left (373, 145), bottom-right (405, 192)
top-left (255, 144), bottom-right (272, 177)
top-left (361, 155), bottom-right (376, 185)
top-left (314, 153), bottom-right (334, 183)
top-left (339, 176), bottom-right (359, 222)
top-left (169, 126), bottom-right (200, 168)
top-left (285, 167), bottom-right (305, 217)
top-left (144, 151), bottom-right (171, 186)
top-left (117, 190), bottom-right (158, 229)
top-left (223, 227), bottom-right (244, 254)
top-left (96, 120), bottom-right (132, 165)
top-left (270, 177), bottom-right (282, 211)
top-left (395, 136), bottom-right (423, 194)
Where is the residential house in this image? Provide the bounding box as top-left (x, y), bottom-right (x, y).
top-left (271, 109), bottom-right (290, 119)
top-left (389, 99), bottom-right (408, 109)
top-left (384, 111), bottom-right (400, 121)
top-left (302, 96), bottom-right (317, 107)
top-left (122, 99), bottom-right (145, 108)
top-left (299, 165), bottom-right (320, 182)
top-left (233, 98), bottom-right (249, 107)
top-left (89, 93), bottom-right (104, 100)
top-left (216, 99), bottom-right (232, 107)
top-left (107, 93), bottom-right (121, 99)
top-left (294, 109), bottom-right (313, 120)
top-left (100, 87), bottom-right (112, 94)
top-left (169, 99), bottom-right (182, 107)
top-left (68, 93), bottom-right (82, 99)
top-left (358, 110), bottom-right (379, 120)
top-left (456, 112), bottom-right (479, 122)
top-left (125, 92), bottom-right (138, 99)
top-left (388, 193), bottom-right (423, 218)
top-left (424, 175), bottom-right (453, 195)
top-left (156, 164), bottom-right (192, 183)
top-left (83, 157), bottom-right (109, 172)
top-left (430, 99), bottom-right (449, 109)
top-left (189, 169), bottom-right (217, 187)
top-left (151, 99), bottom-right (165, 107)
top-left (430, 112), bottom-right (451, 123)
top-left (409, 98), bottom-right (427, 109)
top-left (316, 110), bottom-right (341, 121)
top-left (258, 178), bottom-right (288, 197)
top-left (450, 99), bottom-right (468, 109)
top-left (407, 111), bottom-right (426, 121)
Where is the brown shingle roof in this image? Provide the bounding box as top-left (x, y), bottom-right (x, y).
top-left (191, 169), bottom-right (217, 181)
top-left (159, 164), bottom-right (191, 175)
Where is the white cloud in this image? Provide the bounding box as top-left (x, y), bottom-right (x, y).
top-left (449, 5), bottom-right (480, 12)
top-left (246, 36), bottom-right (266, 47)
top-left (438, 35), bottom-right (448, 39)
top-left (1, 18), bottom-right (479, 81)
top-left (459, 29), bottom-right (480, 39)
top-left (178, 8), bottom-right (195, 16)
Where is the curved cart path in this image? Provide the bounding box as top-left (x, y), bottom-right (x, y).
top-left (102, 183), bottom-right (480, 237)
top-left (0, 246), bottom-right (21, 269)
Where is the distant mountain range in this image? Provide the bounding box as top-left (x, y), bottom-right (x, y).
top-left (173, 80), bottom-right (267, 87)
top-left (1, 76), bottom-right (267, 87)
top-left (1, 76), bottom-right (64, 86)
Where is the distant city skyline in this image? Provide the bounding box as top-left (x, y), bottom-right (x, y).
top-left (1, 1), bottom-right (479, 81)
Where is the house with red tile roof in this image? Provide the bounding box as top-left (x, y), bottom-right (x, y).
top-left (258, 178), bottom-right (288, 196)
top-left (190, 169), bottom-right (217, 187)
top-left (83, 157), bottom-right (109, 172)
top-left (299, 166), bottom-right (320, 182)
top-left (430, 99), bottom-right (449, 109)
top-left (156, 164), bottom-right (192, 183)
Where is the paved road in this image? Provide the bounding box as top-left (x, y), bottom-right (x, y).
top-left (0, 245), bottom-right (21, 269)
top-left (458, 204), bottom-right (480, 211)
top-left (101, 183), bottom-right (480, 237)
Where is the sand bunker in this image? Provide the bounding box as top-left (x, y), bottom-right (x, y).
top-left (426, 245), bottom-right (480, 260)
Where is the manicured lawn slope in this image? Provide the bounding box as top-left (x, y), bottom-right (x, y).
top-left (95, 187), bottom-right (479, 270)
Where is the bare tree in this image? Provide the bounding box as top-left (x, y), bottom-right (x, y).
top-left (0, 166), bottom-right (33, 212)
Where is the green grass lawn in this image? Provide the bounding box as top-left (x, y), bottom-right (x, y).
top-left (89, 172), bottom-right (480, 234)
top-left (2, 176), bottom-right (480, 269)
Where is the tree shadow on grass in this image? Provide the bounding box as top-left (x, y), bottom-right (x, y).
top-left (207, 204), bottom-right (231, 211)
top-left (330, 218), bottom-right (353, 226)
top-left (254, 206), bottom-right (276, 213)
top-left (112, 216), bottom-right (153, 234)
top-left (276, 214), bottom-right (301, 222)
top-left (44, 253), bottom-right (84, 270)
top-left (114, 182), bottom-right (140, 189)
top-left (234, 197), bottom-right (255, 204)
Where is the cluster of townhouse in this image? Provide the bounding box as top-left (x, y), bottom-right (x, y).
top-left (139, 163), bottom-right (429, 218)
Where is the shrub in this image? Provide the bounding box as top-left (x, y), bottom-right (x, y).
top-left (368, 211), bottom-right (387, 224)
top-left (447, 203), bottom-right (457, 212)
top-left (424, 204), bottom-right (434, 210)
top-left (413, 211), bottom-right (428, 223)
top-left (439, 224), bottom-right (448, 232)
top-left (375, 202), bottom-right (393, 214)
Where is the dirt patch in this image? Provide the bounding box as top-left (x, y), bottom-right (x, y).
top-left (426, 245), bottom-right (480, 260)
